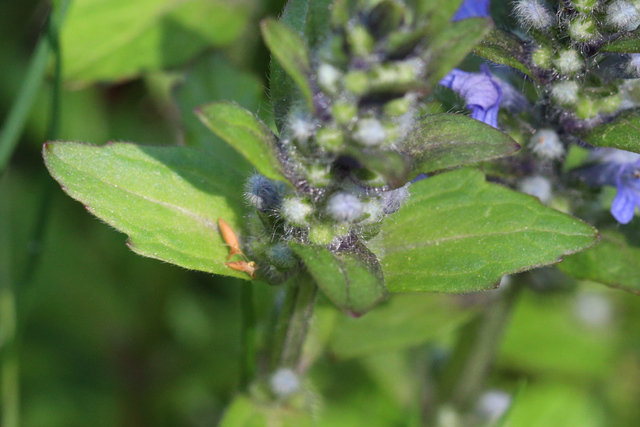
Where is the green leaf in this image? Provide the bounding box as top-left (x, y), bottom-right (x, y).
top-left (581, 109), bottom-right (640, 153)
top-left (382, 169), bottom-right (598, 293)
top-left (220, 395), bottom-right (313, 427)
top-left (44, 141), bottom-right (251, 279)
top-left (473, 30), bottom-right (532, 78)
top-left (420, 0), bottom-right (464, 36)
top-left (559, 228), bottom-right (640, 295)
top-left (261, 19), bottom-right (315, 114)
top-left (329, 294), bottom-right (477, 359)
top-left (290, 242), bottom-right (388, 316)
top-left (599, 29), bottom-right (640, 53)
top-left (196, 102), bottom-right (287, 183)
top-left (403, 114), bottom-right (520, 176)
top-left (425, 18), bottom-right (493, 85)
top-left (60, 0), bottom-right (250, 84)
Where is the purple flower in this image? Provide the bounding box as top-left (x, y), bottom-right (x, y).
top-left (452, 0), bottom-right (492, 21)
top-left (579, 148), bottom-right (640, 224)
top-left (439, 65), bottom-right (502, 128)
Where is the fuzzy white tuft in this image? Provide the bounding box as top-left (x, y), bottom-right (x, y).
top-left (530, 129), bottom-right (565, 160)
top-left (326, 192), bottom-right (364, 222)
top-left (514, 0), bottom-right (555, 30)
top-left (282, 197), bottom-right (313, 227)
top-left (518, 175), bottom-right (553, 204)
top-left (318, 63), bottom-right (342, 93)
top-left (606, 1), bottom-right (640, 32)
top-left (270, 368), bottom-right (301, 398)
top-left (352, 118), bottom-right (387, 147)
top-left (551, 80), bottom-right (580, 105)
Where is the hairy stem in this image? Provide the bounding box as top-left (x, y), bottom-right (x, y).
top-left (271, 272), bottom-right (317, 370)
top-left (439, 283), bottom-right (522, 410)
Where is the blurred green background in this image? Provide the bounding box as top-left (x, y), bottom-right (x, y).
top-left (3, 1), bottom-right (640, 426)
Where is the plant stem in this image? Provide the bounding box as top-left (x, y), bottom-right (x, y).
top-left (239, 282), bottom-right (256, 389)
top-left (271, 272), bottom-right (317, 370)
top-left (438, 283), bottom-right (522, 411)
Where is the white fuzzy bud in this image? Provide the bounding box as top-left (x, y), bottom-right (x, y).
top-left (554, 49), bottom-right (583, 75)
top-left (551, 80), bottom-right (580, 105)
top-left (318, 63), bottom-right (342, 93)
top-left (326, 192), bottom-right (364, 222)
top-left (518, 176), bottom-right (553, 204)
top-left (606, 1), bottom-right (640, 32)
top-left (270, 368), bottom-right (300, 398)
top-left (626, 54), bottom-right (640, 75)
top-left (476, 390), bottom-right (512, 423)
top-left (282, 197), bottom-right (313, 227)
top-left (568, 18), bottom-right (597, 42)
top-left (571, 0), bottom-right (597, 14)
top-left (380, 186), bottom-right (410, 214)
top-left (289, 116), bottom-right (316, 143)
top-left (514, 0), bottom-right (555, 30)
top-left (352, 118), bottom-right (387, 147)
top-left (574, 292), bottom-right (613, 328)
top-left (244, 174), bottom-right (282, 212)
top-left (530, 129), bottom-right (565, 160)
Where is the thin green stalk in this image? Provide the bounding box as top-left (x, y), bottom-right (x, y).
top-left (239, 282), bottom-right (256, 389)
top-left (0, 0), bottom-right (70, 175)
top-left (438, 283), bottom-right (522, 411)
top-left (271, 272), bottom-right (317, 370)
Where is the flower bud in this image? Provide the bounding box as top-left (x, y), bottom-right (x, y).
top-left (606, 1), bottom-right (640, 32)
top-left (568, 17), bottom-right (597, 42)
top-left (380, 186), bottom-right (409, 214)
top-left (530, 129), bottom-right (565, 160)
top-left (352, 118), bottom-right (387, 147)
top-left (531, 45), bottom-right (553, 69)
top-left (626, 54), bottom-right (640, 75)
top-left (266, 243), bottom-right (298, 270)
top-left (576, 96), bottom-right (599, 119)
top-left (514, 0), bottom-right (555, 30)
top-left (244, 174), bottom-right (283, 212)
top-left (332, 101), bottom-right (358, 125)
top-left (326, 192), bottom-right (364, 222)
top-left (317, 63), bottom-right (343, 94)
top-left (289, 115), bottom-right (316, 143)
top-left (270, 368), bottom-right (300, 398)
top-left (306, 164), bottom-right (332, 187)
top-left (282, 196), bottom-right (313, 227)
top-left (344, 70), bottom-right (370, 95)
top-left (553, 49), bottom-right (583, 75)
top-left (346, 25), bottom-right (375, 57)
top-left (551, 80), bottom-right (579, 105)
top-left (571, 0), bottom-right (597, 14)
top-left (316, 127), bottom-right (344, 151)
top-left (308, 223), bottom-right (334, 245)
top-left (518, 176), bottom-right (553, 204)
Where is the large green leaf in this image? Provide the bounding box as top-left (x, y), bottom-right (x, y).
top-left (473, 30), bottom-right (532, 78)
top-left (559, 228), bottom-right (640, 295)
top-left (403, 113), bottom-right (520, 176)
top-left (60, 0), bottom-right (250, 84)
top-left (329, 293), bottom-right (476, 359)
top-left (261, 19), bottom-right (315, 113)
top-left (44, 141), bottom-right (251, 279)
top-left (196, 102), bottom-right (288, 183)
top-left (220, 395), bottom-right (313, 427)
top-left (291, 243), bottom-right (388, 316)
top-left (582, 109), bottom-right (640, 154)
top-left (382, 169), bottom-right (598, 293)
top-left (425, 18), bottom-right (493, 85)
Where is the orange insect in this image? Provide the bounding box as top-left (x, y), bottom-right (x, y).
top-left (218, 218), bottom-right (257, 279)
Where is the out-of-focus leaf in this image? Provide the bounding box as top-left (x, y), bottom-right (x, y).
top-left (421, 0), bottom-right (464, 36)
top-left (44, 141), bottom-right (251, 279)
top-left (219, 395), bottom-right (313, 427)
top-left (60, 0), bottom-right (251, 84)
top-left (196, 102), bottom-right (287, 183)
top-left (581, 109), bottom-right (640, 153)
top-left (473, 30), bottom-right (532, 78)
top-left (330, 294), bottom-right (476, 359)
top-left (382, 169), bottom-right (598, 292)
top-left (261, 19), bottom-right (314, 113)
top-left (425, 18), bottom-right (493, 85)
top-left (291, 243), bottom-right (388, 316)
top-left (559, 228), bottom-right (640, 295)
top-left (499, 288), bottom-right (617, 378)
top-left (403, 113), bottom-right (520, 176)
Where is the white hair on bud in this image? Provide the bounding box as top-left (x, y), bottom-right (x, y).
top-left (270, 368), bottom-right (300, 398)
top-left (327, 192), bottom-right (364, 222)
top-left (514, 0), bottom-right (555, 30)
top-left (318, 63), bottom-right (342, 93)
top-left (518, 175), bottom-right (553, 204)
top-left (530, 129), bottom-right (565, 160)
top-left (626, 54), bottom-right (640, 75)
top-left (244, 174), bottom-right (282, 212)
top-left (551, 80), bottom-right (579, 104)
top-left (606, 1), bottom-right (640, 32)
top-left (554, 49), bottom-right (583, 75)
top-left (380, 186), bottom-right (409, 214)
top-left (282, 197), bottom-right (313, 227)
top-left (289, 115), bottom-right (316, 143)
top-left (352, 118), bottom-right (387, 146)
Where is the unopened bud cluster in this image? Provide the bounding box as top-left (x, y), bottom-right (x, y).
top-left (243, 0), bottom-right (444, 279)
top-left (514, 0), bottom-right (640, 122)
